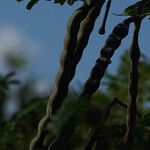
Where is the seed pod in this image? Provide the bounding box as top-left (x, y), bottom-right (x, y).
top-left (124, 19), bottom-right (142, 145)
top-left (83, 98), bottom-right (131, 149)
top-left (81, 17), bottom-right (133, 98)
top-left (95, 136), bottom-right (109, 150)
top-left (48, 121), bottom-right (75, 150)
top-left (99, 0), bottom-right (112, 35)
top-left (47, 0), bottom-right (107, 149)
top-left (30, 4), bottom-right (91, 150)
top-left (30, 0), bottom-right (106, 149)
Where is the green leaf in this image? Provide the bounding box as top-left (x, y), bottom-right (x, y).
top-left (124, 0), bottom-right (150, 17)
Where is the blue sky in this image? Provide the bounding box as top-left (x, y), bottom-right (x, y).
top-left (0, 0), bottom-right (149, 89)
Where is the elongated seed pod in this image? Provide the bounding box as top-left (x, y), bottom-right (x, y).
top-left (30, 4), bottom-right (91, 150)
top-left (80, 17), bottom-right (133, 99)
top-left (30, 0), bottom-right (106, 149)
top-left (124, 19), bottom-right (142, 145)
top-left (99, 0), bottom-right (112, 35)
top-left (48, 0), bottom-right (107, 149)
top-left (83, 97), bottom-right (131, 149)
top-left (48, 118), bottom-right (75, 150)
top-left (52, 0), bottom-right (106, 114)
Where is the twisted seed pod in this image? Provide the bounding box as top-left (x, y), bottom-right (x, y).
top-left (95, 136), bottom-right (109, 150)
top-left (80, 17), bottom-right (133, 99)
top-left (73, 0), bottom-right (106, 64)
top-left (30, 4), bottom-right (91, 150)
top-left (48, 0), bottom-right (107, 149)
top-left (52, 0), bottom-right (106, 114)
top-left (77, 18), bottom-right (133, 150)
top-left (99, 0), bottom-right (112, 35)
top-left (124, 19), bottom-right (142, 145)
top-left (30, 0), bottom-right (106, 149)
top-left (49, 18), bottom-right (133, 150)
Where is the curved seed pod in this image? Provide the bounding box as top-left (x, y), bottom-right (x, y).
top-left (48, 0), bottom-right (107, 149)
top-left (124, 19), bottom-right (142, 145)
top-left (80, 17), bottom-right (133, 99)
top-left (30, 4), bottom-right (91, 150)
top-left (48, 18), bottom-right (133, 149)
top-left (83, 128), bottom-right (101, 150)
top-left (51, 0), bottom-right (106, 115)
top-left (99, 0), bottom-right (112, 35)
top-left (79, 18), bottom-right (133, 149)
top-left (30, 0), bottom-right (107, 149)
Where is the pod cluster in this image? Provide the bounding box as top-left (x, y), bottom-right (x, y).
top-left (30, 0), bottom-right (106, 149)
top-left (48, 18), bottom-right (134, 150)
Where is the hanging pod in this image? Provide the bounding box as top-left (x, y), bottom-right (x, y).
top-left (30, 1), bottom-right (107, 149)
top-left (124, 18), bottom-right (142, 145)
top-left (99, 0), bottom-right (112, 35)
